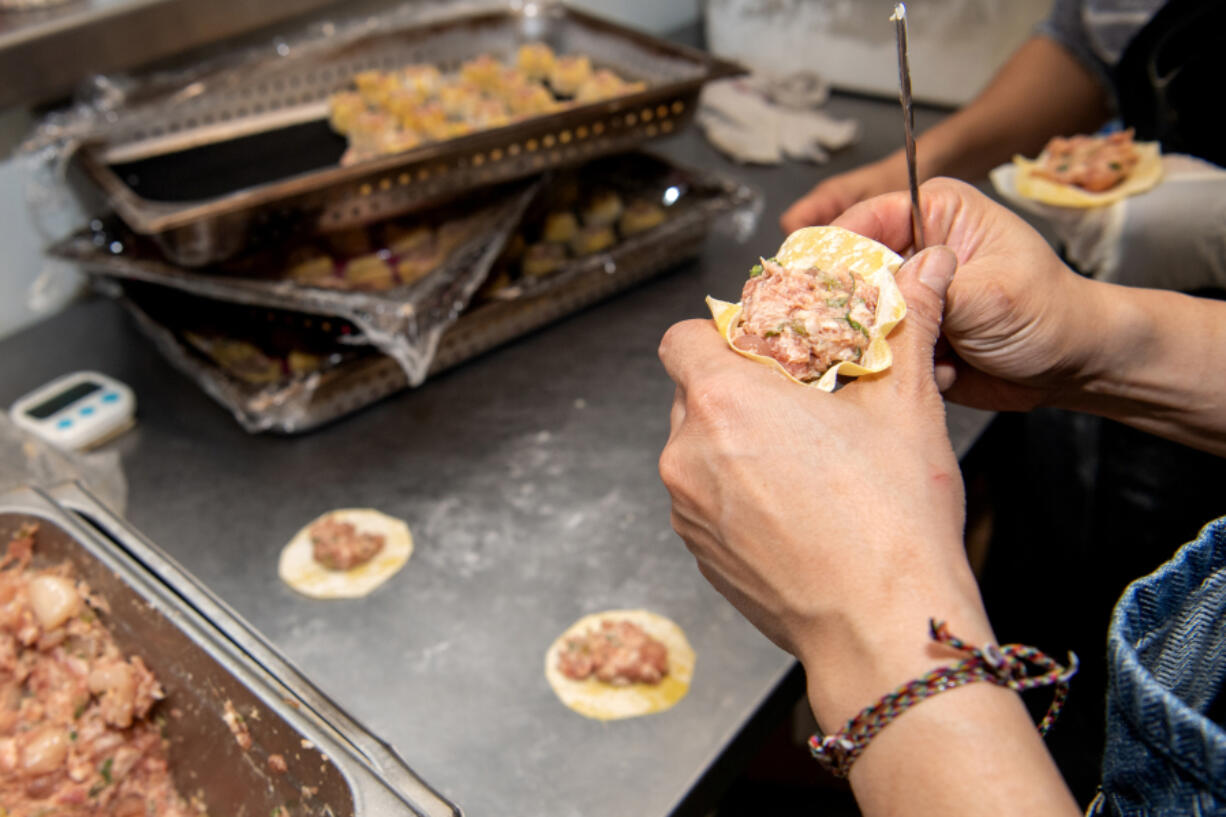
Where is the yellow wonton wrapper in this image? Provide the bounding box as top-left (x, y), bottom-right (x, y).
top-left (545, 609), bottom-right (695, 721)
top-left (1012, 141), bottom-right (1163, 208)
top-left (278, 508), bottom-right (413, 599)
top-left (707, 225), bottom-right (906, 392)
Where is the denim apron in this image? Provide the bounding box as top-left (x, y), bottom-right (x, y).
top-left (1097, 516), bottom-right (1226, 815)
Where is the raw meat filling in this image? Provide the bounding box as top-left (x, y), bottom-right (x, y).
top-left (309, 517), bottom-right (385, 571)
top-left (731, 258), bottom-right (879, 381)
top-left (1034, 129), bottom-right (1140, 192)
top-left (0, 524), bottom-right (202, 816)
top-left (557, 619), bottom-right (669, 685)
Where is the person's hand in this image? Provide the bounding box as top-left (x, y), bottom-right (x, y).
top-left (659, 247), bottom-right (993, 730)
top-left (780, 157), bottom-right (907, 233)
top-left (833, 178), bottom-right (1101, 413)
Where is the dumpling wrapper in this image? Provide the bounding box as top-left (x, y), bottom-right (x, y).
top-left (544, 609), bottom-right (695, 721)
top-left (279, 508), bottom-right (413, 599)
top-left (1012, 141), bottom-right (1163, 208)
top-left (707, 225), bottom-right (907, 392)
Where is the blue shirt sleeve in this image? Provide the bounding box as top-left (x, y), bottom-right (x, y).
top-left (1035, 0), bottom-right (1116, 99)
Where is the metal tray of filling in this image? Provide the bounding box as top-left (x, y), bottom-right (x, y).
top-left (0, 484), bottom-right (460, 816)
top-left (68, 5), bottom-right (742, 267)
top-left (92, 154), bottom-right (761, 433)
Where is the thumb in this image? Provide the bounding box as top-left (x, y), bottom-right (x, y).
top-left (890, 245), bottom-right (957, 383)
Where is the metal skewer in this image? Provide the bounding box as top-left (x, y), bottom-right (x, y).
top-left (891, 3), bottom-right (925, 251)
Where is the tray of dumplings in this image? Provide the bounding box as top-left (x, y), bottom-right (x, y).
top-left (81, 153), bottom-right (760, 433)
top-left (68, 5), bottom-right (742, 267)
top-left (52, 181), bottom-right (538, 383)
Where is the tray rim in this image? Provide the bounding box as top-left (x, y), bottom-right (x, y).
top-left (72, 5), bottom-right (743, 236)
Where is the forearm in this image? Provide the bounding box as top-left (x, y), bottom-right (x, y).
top-left (1056, 280), bottom-right (1226, 456)
top-left (875, 36), bottom-right (1112, 185)
top-left (798, 575), bottom-right (1079, 817)
top-left (846, 685), bottom-right (1080, 817)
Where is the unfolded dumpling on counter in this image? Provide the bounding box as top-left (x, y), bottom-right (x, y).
top-left (278, 509), bottom-right (413, 599)
top-left (544, 609), bottom-right (695, 721)
top-left (1012, 128), bottom-right (1163, 207)
top-left (707, 225), bottom-right (906, 392)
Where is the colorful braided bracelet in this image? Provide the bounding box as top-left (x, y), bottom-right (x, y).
top-left (808, 619), bottom-right (1079, 778)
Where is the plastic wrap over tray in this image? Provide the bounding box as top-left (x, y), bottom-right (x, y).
top-left (26, 3), bottom-right (740, 267)
top-left (52, 182), bottom-right (538, 385)
top-left (0, 484), bottom-right (459, 816)
top-left (86, 154), bottom-right (762, 434)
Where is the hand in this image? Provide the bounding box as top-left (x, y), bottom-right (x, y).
top-left (659, 247), bottom-right (993, 730)
top-left (833, 178), bottom-right (1100, 412)
top-left (780, 157), bottom-right (907, 233)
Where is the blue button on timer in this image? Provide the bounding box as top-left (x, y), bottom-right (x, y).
top-left (80, 405), bottom-right (95, 417)
top-left (56, 418), bottom-right (73, 429)
top-left (101, 392), bottom-right (119, 403)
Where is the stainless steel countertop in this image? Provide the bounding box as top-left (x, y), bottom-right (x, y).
top-left (0, 95), bottom-right (991, 815)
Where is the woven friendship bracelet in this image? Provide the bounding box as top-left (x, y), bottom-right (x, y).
top-left (808, 619), bottom-right (1078, 778)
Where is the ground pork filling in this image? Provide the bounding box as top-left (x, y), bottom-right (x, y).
top-left (0, 524), bottom-right (203, 816)
top-left (731, 258), bottom-right (879, 382)
top-left (309, 517), bottom-right (385, 571)
top-left (557, 619), bottom-right (669, 685)
top-left (1034, 129), bottom-right (1140, 193)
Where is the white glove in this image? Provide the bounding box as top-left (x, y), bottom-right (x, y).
top-left (990, 155), bottom-right (1226, 293)
top-left (698, 74), bottom-right (859, 165)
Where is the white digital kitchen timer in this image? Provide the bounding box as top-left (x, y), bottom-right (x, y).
top-left (9, 371), bottom-right (136, 450)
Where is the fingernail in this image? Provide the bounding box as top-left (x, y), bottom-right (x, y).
top-left (917, 246), bottom-right (958, 294)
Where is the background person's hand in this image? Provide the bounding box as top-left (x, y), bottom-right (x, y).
top-left (833, 178), bottom-right (1102, 413)
top-left (779, 158), bottom-right (907, 234)
top-left (658, 246), bottom-right (992, 730)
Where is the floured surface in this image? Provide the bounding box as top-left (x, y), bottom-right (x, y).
top-left (545, 609), bottom-right (695, 721)
top-left (278, 508), bottom-right (413, 599)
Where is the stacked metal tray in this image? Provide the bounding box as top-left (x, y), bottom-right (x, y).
top-left (0, 483), bottom-right (458, 816)
top-left (54, 182), bottom-right (539, 383)
top-left (69, 5), bottom-right (741, 267)
top-left (61, 153), bottom-right (761, 433)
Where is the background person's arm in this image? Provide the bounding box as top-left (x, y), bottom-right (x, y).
top-left (1059, 282), bottom-right (1226, 456)
top-left (781, 36), bottom-right (1113, 232)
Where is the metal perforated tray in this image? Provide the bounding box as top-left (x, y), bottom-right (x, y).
top-left (0, 484), bottom-right (459, 816)
top-left (69, 6), bottom-right (741, 267)
top-left (102, 159), bottom-right (760, 433)
top-left (52, 182), bottom-right (538, 382)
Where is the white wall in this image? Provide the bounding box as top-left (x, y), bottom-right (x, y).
top-left (706, 0), bottom-right (1052, 106)
top-left (567, 0), bottom-right (700, 34)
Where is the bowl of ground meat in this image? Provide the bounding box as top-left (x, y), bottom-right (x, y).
top-left (0, 485), bottom-right (458, 817)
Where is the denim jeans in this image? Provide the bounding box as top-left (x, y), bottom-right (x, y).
top-left (1100, 516), bottom-right (1226, 815)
